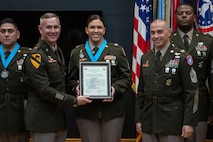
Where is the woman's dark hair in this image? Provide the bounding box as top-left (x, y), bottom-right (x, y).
top-left (86, 14), bottom-right (105, 27)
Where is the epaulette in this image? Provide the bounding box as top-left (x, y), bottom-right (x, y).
top-left (76, 44), bottom-right (84, 48)
top-left (30, 46), bottom-right (40, 53)
top-left (21, 47), bottom-right (32, 51)
top-left (203, 32), bottom-right (213, 38)
top-left (113, 43), bottom-right (119, 47)
top-left (196, 31), bottom-right (213, 38)
top-left (108, 42), bottom-right (120, 47)
top-left (172, 32), bottom-right (178, 37)
top-left (34, 46), bottom-right (39, 50)
top-left (145, 48), bottom-right (154, 55)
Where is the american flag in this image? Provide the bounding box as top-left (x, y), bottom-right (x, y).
top-left (197, 0), bottom-right (213, 36)
top-left (132, 0), bottom-right (152, 141)
top-left (171, 0), bottom-right (181, 30)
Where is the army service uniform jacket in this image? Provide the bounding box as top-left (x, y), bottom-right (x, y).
top-left (135, 45), bottom-right (198, 135)
top-left (170, 30), bottom-right (213, 121)
top-left (66, 42), bottom-right (132, 120)
top-left (0, 46), bottom-right (30, 132)
top-left (24, 39), bottom-right (76, 132)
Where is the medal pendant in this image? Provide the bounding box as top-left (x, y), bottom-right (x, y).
top-left (1, 70), bottom-right (9, 79)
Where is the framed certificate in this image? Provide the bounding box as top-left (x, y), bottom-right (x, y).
top-left (79, 62), bottom-right (112, 99)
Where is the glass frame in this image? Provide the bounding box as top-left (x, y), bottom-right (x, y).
top-left (79, 61), bottom-right (112, 99)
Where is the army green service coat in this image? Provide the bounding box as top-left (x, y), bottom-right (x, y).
top-left (0, 46), bottom-right (30, 132)
top-left (170, 30), bottom-right (213, 121)
top-left (135, 46), bottom-right (198, 135)
top-left (24, 39), bottom-right (76, 132)
top-left (66, 42), bottom-right (132, 120)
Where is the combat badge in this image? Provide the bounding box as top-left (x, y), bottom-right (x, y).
top-left (79, 49), bottom-right (84, 58)
top-left (143, 60), bottom-right (149, 67)
top-left (16, 59), bottom-right (24, 71)
top-left (48, 56), bottom-right (57, 63)
top-left (30, 54), bottom-right (41, 69)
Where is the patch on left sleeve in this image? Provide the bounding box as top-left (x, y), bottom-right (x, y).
top-left (30, 54), bottom-right (41, 69)
top-left (121, 48), bottom-right (126, 56)
top-left (190, 68), bottom-right (198, 83)
top-left (55, 93), bottom-right (64, 100)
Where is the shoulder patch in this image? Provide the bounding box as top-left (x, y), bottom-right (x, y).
top-left (30, 53), bottom-right (41, 69)
top-left (190, 68), bottom-right (198, 83)
top-left (186, 55), bottom-right (193, 66)
top-left (121, 48), bottom-right (126, 56)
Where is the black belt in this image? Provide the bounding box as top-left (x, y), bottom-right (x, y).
top-left (0, 93), bottom-right (23, 101)
top-left (146, 96), bottom-right (173, 104)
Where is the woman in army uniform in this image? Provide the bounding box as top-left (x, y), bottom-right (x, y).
top-left (66, 14), bottom-right (132, 142)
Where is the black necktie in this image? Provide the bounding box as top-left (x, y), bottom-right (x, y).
top-left (55, 49), bottom-right (61, 62)
top-left (155, 50), bottom-right (161, 68)
top-left (5, 51), bottom-right (10, 59)
top-left (92, 47), bottom-right (99, 55)
top-left (183, 34), bottom-right (189, 50)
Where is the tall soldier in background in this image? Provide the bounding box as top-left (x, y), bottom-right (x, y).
top-left (170, 3), bottom-right (213, 142)
top-left (0, 18), bottom-right (30, 142)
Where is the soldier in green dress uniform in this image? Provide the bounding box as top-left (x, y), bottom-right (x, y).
top-left (135, 19), bottom-right (199, 142)
top-left (170, 3), bottom-right (213, 142)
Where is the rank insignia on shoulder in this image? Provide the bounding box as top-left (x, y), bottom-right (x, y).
top-left (186, 55), bottom-right (193, 66)
top-left (170, 49), bottom-right (174, 53)
top-left (30, 53), bottom-right (41, 69)
top-left (114, 43), bottom-right (119, 46)
top-left (171, 44), bottom-right (174, 47)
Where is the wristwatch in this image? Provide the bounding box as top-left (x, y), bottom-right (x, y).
top-left (73, 97), bottom-right (78, 107)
